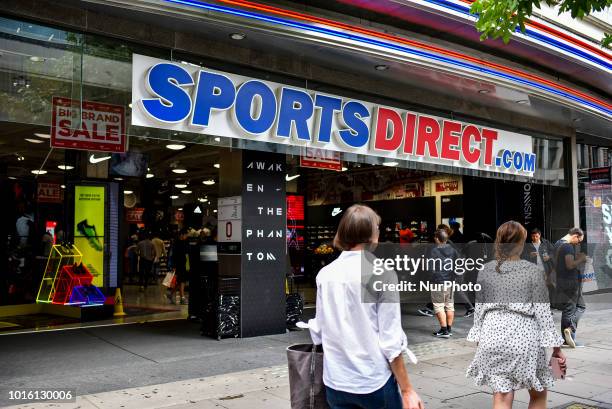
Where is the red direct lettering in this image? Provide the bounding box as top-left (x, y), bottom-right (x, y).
top-left (440, 120), bottom-right (461, 160)
top-left (461, 125), bottom-right (481, 163)
top-left (415, 116), bottom-right (440, 157)
top-left (374, 107), bottom-right (403, 151)
top-left (481, 129), bottom-right (498, 165)
top-left (403, 113), bottom-right (417, 154)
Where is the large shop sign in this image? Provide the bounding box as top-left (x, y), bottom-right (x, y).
top-left (132, 54), bottom-right (536, 176)
top-left (51, 97), bottom-right (127, 153)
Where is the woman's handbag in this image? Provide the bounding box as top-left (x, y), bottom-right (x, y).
top-left (286, 344), bottom-right (329, 409)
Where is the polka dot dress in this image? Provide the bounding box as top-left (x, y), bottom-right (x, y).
top-left (466, 259), bottom-right (564, 393)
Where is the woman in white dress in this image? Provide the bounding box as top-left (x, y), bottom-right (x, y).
top-left (467, 221), bottom-right (566, 409)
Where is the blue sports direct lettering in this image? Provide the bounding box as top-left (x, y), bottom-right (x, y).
top-left (142, 63), bottom-right (194, 123)
top-left (191, 71), bottom-right (235, 127)
top-left (235, 80), bottom-right (277, 134)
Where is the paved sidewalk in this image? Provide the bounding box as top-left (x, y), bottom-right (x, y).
top-left (4, 307), bottom-right (612, 409)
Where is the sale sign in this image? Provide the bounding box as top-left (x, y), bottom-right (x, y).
top-left (51, 97), bottom-right (127, 152)
top-left (125, 208), bottom-right (144, 224)
top-left (300, 147), bottom-right (342, 171)
top-left (37, 183), bottom-right (62, 203)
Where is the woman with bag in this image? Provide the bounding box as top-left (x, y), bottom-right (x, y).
top-left (304, 204), bottom-right (423, 409)
top-left (467, 221), bottom-right (567, 409)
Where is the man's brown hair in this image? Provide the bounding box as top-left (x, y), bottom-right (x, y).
top-left (333, 204), bottom-right (381, 251)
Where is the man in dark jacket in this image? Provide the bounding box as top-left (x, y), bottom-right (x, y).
top-left (521, 228), bottom-right (554, 276)
top-left (428, 229), bottom-right (460, 338)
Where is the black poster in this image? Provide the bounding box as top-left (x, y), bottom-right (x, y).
top-left (521, 182), bottom-right (544, 232)
top-left (240, 151), bottom-right (287, 337)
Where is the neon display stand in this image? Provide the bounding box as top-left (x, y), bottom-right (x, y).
top-left (37, 244), bottom-right (83, 304)
top-left (52, 264), bottom-right (94, 305)
top-left (36, 244), bottom-right (105, 307)
top-left (69, 286), bottom-right (106, 306)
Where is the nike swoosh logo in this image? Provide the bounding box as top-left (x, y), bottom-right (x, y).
top-left (89, 154), bottom-right (112, 164)
top-left (285, 174), bottom-right (301, 182)
top-left (331, 208), bottom-right (342, 216)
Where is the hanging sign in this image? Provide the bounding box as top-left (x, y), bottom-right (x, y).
top-left (51, 97), bottom-right (127, 153)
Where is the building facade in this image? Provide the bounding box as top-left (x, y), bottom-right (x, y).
top-left (0, 0), bottom-right (610, 336)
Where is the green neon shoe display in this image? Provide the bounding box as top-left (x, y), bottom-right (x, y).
top-left (76, 219), bottom-right (103, 251)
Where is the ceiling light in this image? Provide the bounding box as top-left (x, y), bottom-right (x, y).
top-left (170, 195), bottom-right (179, 199)
top-left (124, 190), bottom-right (133, 195)
top-left (382, 161), bottom-right (399, 167)
top-left (213, 209), bottom-right (218, 213)
top-left (230, 33), bottom-right (246, 40)
top-left (60, 184), bottom-right (66, 189)
top-left (516, 100), bottom-right (529, 105)
top-left (375, 64), bottom-right (389, 71)
top-left (16, 154), bottom-right (24, 161)
top-left (478, 89), bottom-right (490, 94)
top-left (9, 176), bottom-right (16, 180)
top-left (175, 183), bottom-right (188, 188)
top-left (114, 177), bottom-right (123, 181)
top-left (146, 173), bottom-right (154, 178)
top-left (172, 168), bottom-right (187, 174)
top-left (34, 133), bottom-right (50, 139)
top-left (213, 163), bottom-right (220, 169)
top-left (341, 166), bottom-right (348, 171)
top-left (181, 190), bottom-right (192, 194)
top-left (214, 137), bottom-right (221, 142)
top-left (198, 197), bottom-right (209, 203)
top-left (128, 103), bottom-right (132, 108)
top-left (285, 174), bottom-right (301, 182)
top-left (178, 208), bottom-right (183, 211)
top-left (25, 138), bottom-right (44, 144)
top-left (166, 144), bottom-right (186, 150)
top-left (57, 164), bottom-right (74, 170)
top-left (203, 179), bottom-right (216, 185)
top-left (31, 170), bottom-right (47, 175)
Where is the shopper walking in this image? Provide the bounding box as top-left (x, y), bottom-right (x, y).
top-left (554, 227), bottom-right (587, 348)
top-left (137, 233), bottom-right (157, 291)
top-left (428, 228), bottom-right (459, 338)
top-left (467, 221), bottom-right (565, 409)
top-left (306, 204), bottom-right (423, 409)
top-left (522, 228), bottom-right (555, 303)
top-left (169, 229), bottom-right (189, 305)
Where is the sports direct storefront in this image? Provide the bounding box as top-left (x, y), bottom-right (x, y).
top-left (132, 54), bottom-right (536, 178)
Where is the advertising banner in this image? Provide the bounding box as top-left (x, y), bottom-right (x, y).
top-left (300, 148), bottom-right (342, 171)
top-left (74, 185), bottom-right (105, 287)
top-left (37, 183), bottom-right (62, 203)
top-left (125, 208), bottom-right (144, 224)
top-left (51, 97), bottom-right (127, 153)
top-left (132, 54), bottom-right (535, 177)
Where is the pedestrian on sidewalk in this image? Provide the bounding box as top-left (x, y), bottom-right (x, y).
top-left (521, 227), bottom-right (556, 304)
top-left (467, 221), bottom-right (566, 409)
top-left (306, 204), bottom-right (423, 409)
top-left (428, 228), bottom-right (460, 338)
top-left (554, 227), bottom-right (587, 348)
top-left (169, 229), bottom-right (189, 305)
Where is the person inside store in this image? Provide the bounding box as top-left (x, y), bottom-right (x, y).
top-left (169, 229), bottom-right (189, 305)
top-left (305, 204), bottom-right (423, 409)
top-left (467, 221), bottom-right (565, 409)
top-left (151, 231), bottom-right (166, 279)
top-left (125, 236), bottom-right (139, 285)
top-left (136, 232), bottom-right (157, 291)
top-left (428, 228), bottom-right (460, 338)
top-left (554, 227), bottom-right (587, 348)
top-left (449, 221), bottom-right (465, 243)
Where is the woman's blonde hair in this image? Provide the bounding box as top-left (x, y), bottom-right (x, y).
top-left (494, 221), bottom-right (527, 273)
top-left (333, 204), bottom-right (381, 251)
